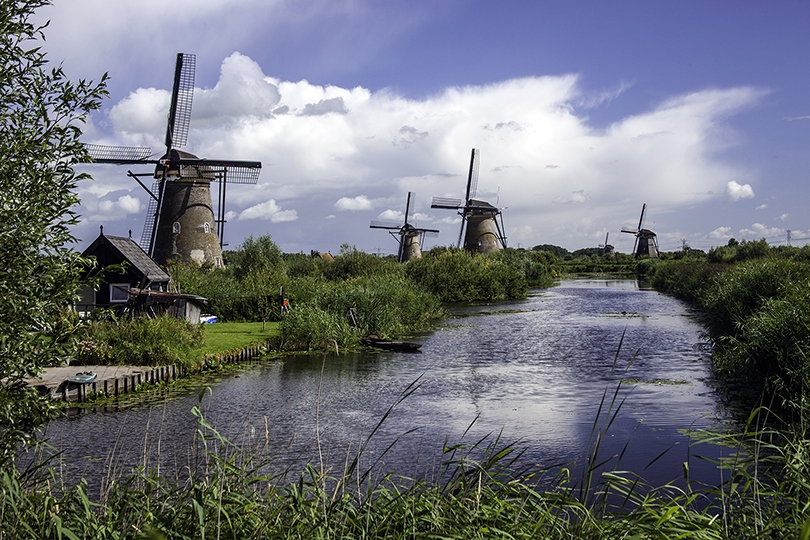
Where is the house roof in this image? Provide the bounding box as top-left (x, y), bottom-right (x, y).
top-left (83, 233), bottom-right (170, 284)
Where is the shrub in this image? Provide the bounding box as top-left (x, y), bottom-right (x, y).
top-left (405, 248), bottom-right (529, 302)
top-left (278, 304), bottom-right (356, 351)
top-left (321, 244), bottom-right (403, 281)
top-left (75, 316), bottom-right (205, 369)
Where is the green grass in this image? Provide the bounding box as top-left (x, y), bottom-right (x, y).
top-left (200, 321), bottom-right (280, 355)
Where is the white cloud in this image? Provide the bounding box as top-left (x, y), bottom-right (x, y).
top-left (74, 52), bottom-right (769, 252)
top-left (83, 194), bottom-right (143, 223)
top-left (779, 213), bottom-right (789, 222)
top-left (739, 223), bottom-right (783, 238)
top-left (708, 226), bottom-right (732, 239)
top-left (238, 199), bottom-right (298, 222)
top-left (553, 190), bottom-right (589, 204)
top-left (335, 195), bottom-right (373, 211)
top-left (756, 204), bottom-right (768, 210)
top-left (726, 181), bottom-right (755, 202)
top-left (377, 209), bottom-right (404, 221)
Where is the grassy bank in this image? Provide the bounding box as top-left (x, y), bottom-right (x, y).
top-left (199, 321), bottom-right (280, 356)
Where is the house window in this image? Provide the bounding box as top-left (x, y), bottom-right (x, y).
top-left (109, 283), bottom-right (130, 303)
top-left (173, 222), bottom-right (181, 234)
top-left (204, 222), bottom-right (211, 234)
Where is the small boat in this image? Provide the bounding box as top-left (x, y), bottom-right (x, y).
top-left (361, 335), bottom-right (422, 352)
top-left (65, 372), bottom-right (97, 384)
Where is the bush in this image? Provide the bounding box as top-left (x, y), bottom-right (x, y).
top-left (321, 244), bottom-right (403, 281)
top-left (279, 304), bottom-right (356, 351)
top-left (405, 248), bottom-right (529, 302)
top-left (713, 283), bottom-right (810, 400)
top-left (75, 316), bottom-right (205, 369)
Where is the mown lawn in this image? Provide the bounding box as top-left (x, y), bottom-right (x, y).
top-left (199, 321), bottom-right (280, 355)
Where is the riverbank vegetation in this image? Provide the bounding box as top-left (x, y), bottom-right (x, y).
top-left (166, 240), bottom-right (558, 351)
top-left (644, 241), bottom-right (810, 412)
top-left (6, 376), bottom-right (810, 538)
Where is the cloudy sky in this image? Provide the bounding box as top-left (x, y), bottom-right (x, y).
top-left (37, 0), bottom-right (810, 255)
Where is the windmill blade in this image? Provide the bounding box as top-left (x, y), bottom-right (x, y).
top-left (176, 160), bottom-right (262, 184)
top-left (140, 180), bottom-right (162, 250)
top-left (413, 227), bottom-right (440, 234)
top-left (431, 196), bottom-right (462, 209)
top-left (621, 227), bottom-right (637, 234)
top-left (404, 192), bottom-right (414, 226)
top-left (464, 148), bottom-right (480, 201)
top-left (165, 53), bottom-right (195, 151)
top-left (456, 216), bottom-right (467, 248)
top-left (637, 203), bottom-right (646, 231)
top-left (605, 232), bottom-right (609, 245)
top-left (421, 230), bottom-right (440, 238)
top-left (370, 220), bottom-right (402, 230)
top-left (83, 144), bottom-right (154, 164)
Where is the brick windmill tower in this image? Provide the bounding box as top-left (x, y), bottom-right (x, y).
top-left (85, 53), bottom-right (261, 267)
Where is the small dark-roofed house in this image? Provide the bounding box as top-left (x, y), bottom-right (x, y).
top-left (77, 228), bottom-right (171, 312)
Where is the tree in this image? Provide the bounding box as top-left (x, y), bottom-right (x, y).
top-left (0, 0), bottom-right (107, 463)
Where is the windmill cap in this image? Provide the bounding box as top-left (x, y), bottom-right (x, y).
top-left (155, 149), bottom-right (217, 181)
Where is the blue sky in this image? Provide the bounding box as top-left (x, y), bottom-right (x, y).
top-left (37, 0), bottom-right (810, 255)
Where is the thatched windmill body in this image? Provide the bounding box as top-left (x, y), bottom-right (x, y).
top-left (84, 53), bottom-right (261, 268)
top-left (370, 192), bottom-right (440, 262)
top-left (622, 203), bottom-right (658, 258)
top-left (430, 149), bottom-right (507, 253)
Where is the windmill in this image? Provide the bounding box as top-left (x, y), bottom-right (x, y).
top-left (621, 203), bottom-right (658, 258)
top-left (430, 149), bottom-right (507, 253)
top-left (83, 53), bottom-right (261, 268)
top-left (598, 232), bottom-right (615, 256)
top-left (370, 192), bottom-right (440, 262)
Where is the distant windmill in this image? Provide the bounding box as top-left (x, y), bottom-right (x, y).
top-left (83, 53), bottom-right (261, 268)
top-left (621, 203), bottom-right (658, 258)
top-left (598, 232), bottom-right (615, 256)
top-left (370, 192), bottom-right (440, 262)
top-left (430, 149), bottom-right (507, 253)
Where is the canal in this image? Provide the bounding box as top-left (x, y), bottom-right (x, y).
top-left (44, 276), bottom-right (727, 497)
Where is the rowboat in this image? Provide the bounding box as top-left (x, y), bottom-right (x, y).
top-left (65, 372), bottom-right (97, 384)
top-left (361, 336), bottom-right (422, 352)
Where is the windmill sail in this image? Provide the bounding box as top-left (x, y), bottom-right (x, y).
top-left (165, 53), bottom-right (195, 150)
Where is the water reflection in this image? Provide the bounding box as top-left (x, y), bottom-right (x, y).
top-left (43, 276), bottom-right (726, 497)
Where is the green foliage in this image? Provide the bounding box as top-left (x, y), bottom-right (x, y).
top-left (75, 316), bottom-right (205, 369)
top-left (278, 303), bottom-right (357, 351)
top-left (280, 275), bottom-right (442, 348)
top-left (708, 238), bottom-right (773, 264)
top-left (649, 250), bottom-right (810, 407)
top-left (0, 0), bottom-right (108, 462)
top-left (322, 243), bottom-right (404, 281)
top-left (404, 248), bottom-right (528, 302)
top-left (532, 243), bottom-right (570, 258)
top-left (557, 251), bottom-right (637, 274)
top-left (230, 233), bottom-right (284, 281)
top-left (283, 252), bottom-right (323, 279)
top-left (4, 386), bottom-right (810, 538)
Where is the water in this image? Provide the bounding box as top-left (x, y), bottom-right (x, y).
top-left (43, 276), bottom-right (727, 496)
